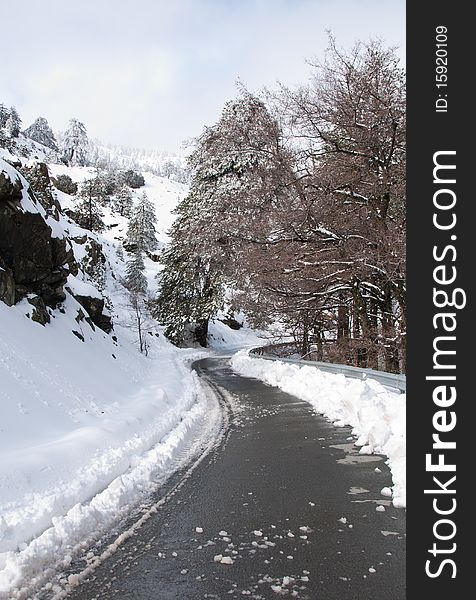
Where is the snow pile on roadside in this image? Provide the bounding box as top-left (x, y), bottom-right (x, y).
top-left (0, 296), bottom-right (217, 596)
top-left (208, 316), bottom-right (267, 351)
top-left (230, 351), bottom-right (406, 508)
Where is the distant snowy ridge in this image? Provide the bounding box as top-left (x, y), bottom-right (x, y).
top-left (89, 139), bottom-right (190, 183)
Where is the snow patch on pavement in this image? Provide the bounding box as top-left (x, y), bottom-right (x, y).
top-left (230, 351), bottom-right (406, 508)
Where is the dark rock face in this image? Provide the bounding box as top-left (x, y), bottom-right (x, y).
top-left (0, 162), bottom-right (73, 307)
top-left (28, 295), bottom-right (50, 325)
top-left (73, 294), bottom-right (113, 333)
top-left (1, 160), bottom-right (114, 334)
top-left (0, 208), bottom-right (70, 306)
top-left (19, 162), bottom-right (62, 219)
top-left (0, 256), bottom-right (15, 306)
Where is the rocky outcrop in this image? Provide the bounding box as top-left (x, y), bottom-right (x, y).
top-left (0, 202), bottom-right (72, 306)
top-left (73, 294), bottom-right (113, 333)
top-left (19, 162), bottom-right (62, 219)
top-left (1, 158), bottom-right (114, 333)
top-left (0, 256), bottom-right (15, 306)
top-left (27, 295), bottom-right (50, 325)
top-left (0, 161), bottom-right (77, 307)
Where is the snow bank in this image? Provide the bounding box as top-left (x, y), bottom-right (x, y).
top-left (208, 317), bottom-right (266, 351)
top-left (0, 297), bottom-right (218, 596)
top-left (231, 351), bottom-right (406, 508)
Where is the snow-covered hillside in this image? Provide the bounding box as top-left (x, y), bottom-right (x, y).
top-left (0, 145), bottom-right (217, 596)
top-left (88, 139), bottom-right (190, 184)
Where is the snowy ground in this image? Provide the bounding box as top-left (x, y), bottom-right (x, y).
top-left (230, 351), bottom-right (406, 509)
top-left (0, 153), bottom-right (277, 597)
top-left (0, 156), bottom-right (214, 597)
top-left (0, 312), bottom-right (220, 597)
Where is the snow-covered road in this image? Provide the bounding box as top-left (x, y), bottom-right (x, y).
top-left (59, 356), bottom-right (405, 600)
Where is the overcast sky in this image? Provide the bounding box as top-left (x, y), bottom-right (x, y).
top-left (1, 0), bottom-right (405, 152)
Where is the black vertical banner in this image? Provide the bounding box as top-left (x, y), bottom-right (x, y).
top-left (407, 2), bottom-right (471, 598)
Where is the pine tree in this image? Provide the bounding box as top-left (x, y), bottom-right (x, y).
top-left (24, 117), bottom-right (58, 150)
top-left (154, 241), bottom-right (224, 346)
top-left (116, 244), bottom-right (125, 261)
top-left (125, 251), bottom-right (148, 295)
top-left (62, 118), bottom-right (90, 166)
top-left (126, 191), bottom-right (158, 252)
top-left (153, 194), bottom-right (225, 347)
top-left (113, 185), bottom-right (133, 217)
top-left (124, 250), bottom-right (150, 354)
top-left (5, 107), bottom-right (21, 138)
top-left (0, 104), bottom-right (9, 128)
top-left (151, 91), bottom-right (284, 346)
top-left (73, 179), bottom-right (105, 232)
top-left (54, 174), bottom-right (78, 195)
top-left (120, 169), bottom-right (145, 188)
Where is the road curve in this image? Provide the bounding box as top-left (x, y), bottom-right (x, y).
top-left (65, 356), bottom-right (405, 600)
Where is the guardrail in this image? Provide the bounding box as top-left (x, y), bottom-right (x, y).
top-left (249, 347), bottom-right (406, 394)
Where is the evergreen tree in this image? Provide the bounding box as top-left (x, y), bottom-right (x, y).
top-left (116, 244), bottom-right (125, 261)
top-left (120, 169), bottom-right (145, 188)
top-left (126, 192), bottom-right (158, 252)
top-left (0, 104), bottom-right (9, 128)
top-left (73, 179), bottom-right (105, 232)
top-left (154, 234), bottom-right (224, 346)
top-left (113, 185), bottom-right (133, 217)
top-left (125, 251), bottom-right (148, 295)
top-left (5, 107), bottom-right (21, 138)
top-left (152, 91), bottom-right (284, 347)
top-left (124, 250), bottom-right (150, 354)
top-left (54, 174), bottom-right (78, 195)
top-left (153, 187), bottom-right (226, 346)
top-left (62, 118), bottom-right (90, 166)
top-left (24, 117), bottom-right (58, 150)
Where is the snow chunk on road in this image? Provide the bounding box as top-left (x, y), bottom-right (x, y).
top-left (214, 554), bottom-right (234, 565)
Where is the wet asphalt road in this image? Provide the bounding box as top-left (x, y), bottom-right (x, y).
top-left (66, 356), bottom-right (405, 600)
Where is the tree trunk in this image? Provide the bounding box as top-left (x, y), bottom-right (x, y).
top-left (352, 282), bottom-right (378, 370)
top-left (337, 294), bottom-right (349, 340)
top-left (392, 280), bottom-right (406, 373)
top-left (381, 293), bottom-right (400, 373)
top-left (194, 318), bottom-right (209, 347)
